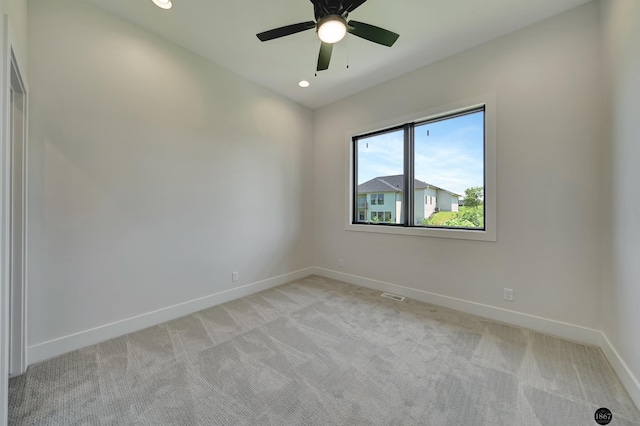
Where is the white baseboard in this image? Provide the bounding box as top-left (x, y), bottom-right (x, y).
top-left (27, 268), bottom-right (314, 366)
top-left (599, 332), bottom-right (640, 410)
top-left (311, 267), bottom-right (603, 346)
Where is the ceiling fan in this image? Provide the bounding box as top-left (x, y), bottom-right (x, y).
top-left (256, 0), bottom-right (399, 72)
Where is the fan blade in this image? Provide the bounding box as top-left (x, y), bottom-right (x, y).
top-left (345, 0), bottom-right (368, 13)
top-left (317, 42), bottom-right (333, 71)
top-left (256, 21), bottom-right (316, 42)
top-left (347, 20), bottom-right (399, 47)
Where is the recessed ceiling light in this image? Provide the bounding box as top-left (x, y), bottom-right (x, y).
top-left (152, 0), bottom-right (172, 10)
top-left (298, 80), bottom-right (310, 88)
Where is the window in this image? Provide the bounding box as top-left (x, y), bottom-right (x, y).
top-left (370, 193), bottom-right (384, 205)
top-left (369, 211), bottom-right (392, 223)
top-left (347, 95), bottom-right (496, 241)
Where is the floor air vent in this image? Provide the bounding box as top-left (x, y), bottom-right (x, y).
top-left (381, 293), bottom-right (405, 302)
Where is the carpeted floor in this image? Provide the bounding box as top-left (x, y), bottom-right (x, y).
top-left (8, 275), bottom-right (640, 425)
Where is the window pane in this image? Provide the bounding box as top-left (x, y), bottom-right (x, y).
top-left (414, 111), bottom-right (485, 229)
top-left (355, 129), bottom-right (404, 224)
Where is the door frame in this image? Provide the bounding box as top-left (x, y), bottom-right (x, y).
top-left (1, 13), bottom-right (28, 382)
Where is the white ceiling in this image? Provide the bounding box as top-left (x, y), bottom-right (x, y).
top-left (82, 0), bottom-right (592, 109)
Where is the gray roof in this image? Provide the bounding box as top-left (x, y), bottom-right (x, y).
top-left (358, 175), bottom-right (460, 197)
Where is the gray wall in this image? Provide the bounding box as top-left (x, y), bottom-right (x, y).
top-left (313, 3), bottom-right (604, 329)
top-left (27, 0), bottom-right (314, 349)
top-left (600, 0), bottom-right (640, 400)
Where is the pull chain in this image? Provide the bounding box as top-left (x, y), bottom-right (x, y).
top-left (315, 38), bottom-right (319, 77)
top-left (346, 34), bottom-right (350, 69)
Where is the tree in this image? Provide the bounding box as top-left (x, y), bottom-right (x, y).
top-left (463, 186), bottom-right (483, 208)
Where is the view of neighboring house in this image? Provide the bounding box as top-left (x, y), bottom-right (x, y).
top-left (357, 175), bottom-right (460, 224)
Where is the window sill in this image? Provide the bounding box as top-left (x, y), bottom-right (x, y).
top-left (345, 222), bottom-right (496, 242)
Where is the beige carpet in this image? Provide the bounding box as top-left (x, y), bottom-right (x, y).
top-left (8, 275), bottom-right (640, 425)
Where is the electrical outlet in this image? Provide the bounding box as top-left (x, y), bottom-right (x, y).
top-left (503, 288), bottom-right (514, 302)
top-left (232, 271), bottom-right (239, 282)
top-left (338, 258), bottom-right (344, 268)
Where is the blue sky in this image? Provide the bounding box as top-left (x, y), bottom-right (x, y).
top-left (357, 111), bottom-right (484, 197)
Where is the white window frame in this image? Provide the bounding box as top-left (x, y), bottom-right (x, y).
top-left (345, 94), bottom-right (497, 242)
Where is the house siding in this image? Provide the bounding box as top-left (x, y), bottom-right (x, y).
top-left (359, 187), bottom-right (458, 224)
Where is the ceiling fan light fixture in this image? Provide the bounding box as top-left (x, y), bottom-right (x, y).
top-left (255, 0), bottom-right (399, 72)
top-left (317, 15), bottom-right (347, 44)
top-left (152, 0), bottom-right (172, 10)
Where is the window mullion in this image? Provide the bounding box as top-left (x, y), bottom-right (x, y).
top-left (404, 123), bottom-right (414, 227)
top-left (352, 138), bottom-right (359, 224)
